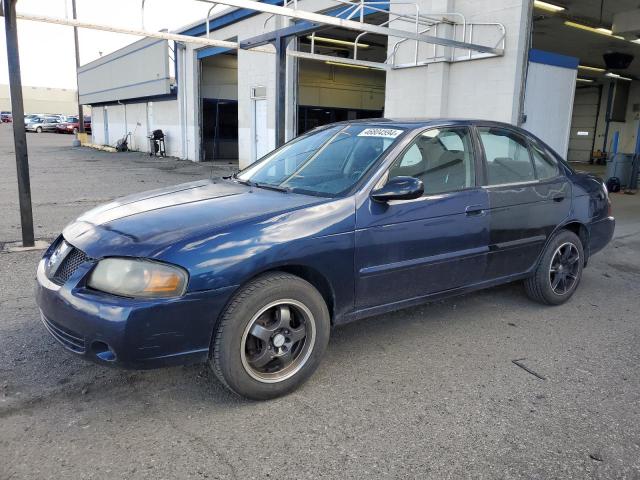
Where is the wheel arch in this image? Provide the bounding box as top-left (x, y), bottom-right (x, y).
top-left (214, 264), bottom-right (338, 335)
top-left (560, 221), bottom-right (590, 266)
top-left (258, 265), bottom-right (337, 325)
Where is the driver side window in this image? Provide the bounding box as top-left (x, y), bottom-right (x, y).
top-left (387, 127), bottom-right (476, 195)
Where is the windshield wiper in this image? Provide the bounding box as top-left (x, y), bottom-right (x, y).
top-left (234, 177), bottom-right (290, 193)
top-left (254, 182), bottom-right (290, 193)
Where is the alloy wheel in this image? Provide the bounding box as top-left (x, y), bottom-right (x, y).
top-left (240, 299), bottom-right (315, 383)
top-left (549, 242), bottom-right (580, 295)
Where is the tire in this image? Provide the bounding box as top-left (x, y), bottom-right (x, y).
top-left (524, 229), bottom-right (584, 305)
top-left (36, 127), bottom-right (42, 133)
top-left (73, 127), bottom-right (78, 134)
top-left (210, 272), bottom-right (330, 400)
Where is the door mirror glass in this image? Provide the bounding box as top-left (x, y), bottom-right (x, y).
top-left (371, 176), bottom-right (424, 202)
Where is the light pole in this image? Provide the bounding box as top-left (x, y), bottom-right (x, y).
top-left (2, 0), bottom-right (35, 247)
top-left (72, 0), bottom-right (84, 134)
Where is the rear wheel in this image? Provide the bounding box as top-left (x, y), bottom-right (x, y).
top-left (36, 126), bottom-right (42, 133)
top-left (210, 272), bottom-right (330, 400)
top-left (524, 229), bottom-right (584, 305)
top-left (73, 127), bottom-right (78, 134)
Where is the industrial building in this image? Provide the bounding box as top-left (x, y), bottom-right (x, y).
top-left (78, 0), bottom-right (640, 169)
top-left (0, 84), bottom-right (80, 115)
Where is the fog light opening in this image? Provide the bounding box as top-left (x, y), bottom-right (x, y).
top-left (91, 341), bottom-right (116, 362)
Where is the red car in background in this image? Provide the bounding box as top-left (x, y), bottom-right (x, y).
top-left (1, 111), bottom-right (12, 122)
top-left (56, 116), bottom-right (91, 134)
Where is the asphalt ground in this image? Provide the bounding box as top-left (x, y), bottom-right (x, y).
top-left (1, 124), bottom-right (639, 479)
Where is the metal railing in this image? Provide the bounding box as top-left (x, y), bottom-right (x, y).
top-left (274, 0), bottom-right (505, 69)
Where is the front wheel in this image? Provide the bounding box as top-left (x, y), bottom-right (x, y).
top-left (36, 126), bottom-right (42, 133)
top-left (210, 272), bottom-right (330, 400)
top-left (524, 229), bottom-right (584, 305)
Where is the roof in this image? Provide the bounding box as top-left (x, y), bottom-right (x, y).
top-left (327, 118), bottom-right (519, 129)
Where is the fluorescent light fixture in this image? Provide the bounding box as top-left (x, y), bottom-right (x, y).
top-left (576, 78), bottom-right (595, 83)
top-left (577, 131), bottom-right (590, 136)
top-left (633, 39), bottom-right (640, 45)
top-left (325, 60), bottom-right (372, 70)
top-left (534, 1), bottom-right (565, 12)
top-left (605, 72), bottom-right (632, 81)
top-left (564, 21), bottom-right (625, 40)
top-left (308, 36), bottom-right (369, 48)
top-left (578, 64), bottom-right (606, 73)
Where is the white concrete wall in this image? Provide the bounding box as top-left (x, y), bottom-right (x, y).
top-left (523, 61), bottom-right (577, 157)
top-left (385, 0), bottom-right (530, 124)
top-left (148, 100), bottom-right (181, 157)
top-left (90, 99), bottom-right (180, 157)
top-left (91, 106), bottom-right (105, 145)
top-left (123, 102), bottom-right (149, 153)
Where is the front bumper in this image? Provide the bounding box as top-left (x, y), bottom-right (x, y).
top-left (35, 255), bottom-right (237, 369)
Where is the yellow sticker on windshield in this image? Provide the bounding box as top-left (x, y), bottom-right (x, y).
top-left (357, 128), bottom-right (403, 139)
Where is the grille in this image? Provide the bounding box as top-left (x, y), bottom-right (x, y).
top-left (40, 312), bottom-right (86, 353)
top-left (52, 247), bottom-right (88, 285)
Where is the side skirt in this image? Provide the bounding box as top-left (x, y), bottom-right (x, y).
top-left (336, 271), bottom-right (532, 325)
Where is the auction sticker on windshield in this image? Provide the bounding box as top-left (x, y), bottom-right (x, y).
top-left (357, 128), bottom-right (403, 139)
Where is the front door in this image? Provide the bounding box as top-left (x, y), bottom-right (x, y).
top-left (476, 126), bottom-right (572, 280)
top-left (355, 126), bottom-right (490, 310)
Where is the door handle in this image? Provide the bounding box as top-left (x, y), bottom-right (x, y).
top-left (552, 195), bottom-right (565, 203)
top-left (465, 204), bottom-right (486, 216)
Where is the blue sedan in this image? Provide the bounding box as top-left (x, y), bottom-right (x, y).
top-left (36, 119), bottom-right (614, 399)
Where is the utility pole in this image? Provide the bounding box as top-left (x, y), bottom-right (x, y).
top-left (3, 0), bottom-right (35, 247)
top-left (72, 0), bottom-right (84, 133)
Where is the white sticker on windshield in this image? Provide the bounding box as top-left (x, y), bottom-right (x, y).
top-left (357, 128), bottom-right (403, 139)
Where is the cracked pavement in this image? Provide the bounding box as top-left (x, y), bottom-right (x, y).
top-left (1, 126), bottom-right (639, 479)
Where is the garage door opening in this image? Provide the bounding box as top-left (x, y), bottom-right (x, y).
top-left (295, 25), bottom-right (387, 135)
top-left (529, 1), bottom-right (640, 166)
top-left (200, 52), bottom-right (238, 162)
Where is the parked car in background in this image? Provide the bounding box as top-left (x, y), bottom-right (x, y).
top-left (1, 111), bottom-right (12, 122)
top-left (55, 116), bottom-right (77, 134)
top-left (24, 114), bottom-right (43, 124)
top-left (25, 116), bottom-right (61, 133)
top-left (36, 119), bottom-right (615, 400)
top-left (55, 116), bottom-right (91, 134)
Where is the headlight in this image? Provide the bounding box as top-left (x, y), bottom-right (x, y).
top-left (88, 258), bottom-right (188, 298)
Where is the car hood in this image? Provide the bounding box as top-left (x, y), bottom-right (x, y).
top-left (62, 179), bottom-right (330, 259)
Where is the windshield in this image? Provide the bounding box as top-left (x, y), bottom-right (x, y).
top-left (236, 124), bottom-right (405, 196)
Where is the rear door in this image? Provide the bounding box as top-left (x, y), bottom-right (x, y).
top-left (354, 125), bottom-right (490, 310)
top-left (476, 125), bottom-right (571, 280)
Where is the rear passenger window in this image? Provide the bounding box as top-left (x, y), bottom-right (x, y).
top-left (478, 127), bottom-right (535, 185)
top-left (530, 143), bottom-right (559, 179)
top-left (388, 127), bottom-right (475, 195)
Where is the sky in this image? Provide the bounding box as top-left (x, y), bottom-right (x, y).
top-left (0, 0), bottom-right (223, 89)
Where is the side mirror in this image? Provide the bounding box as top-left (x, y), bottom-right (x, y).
top-left (370, 176), bottom-right (424, 202)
